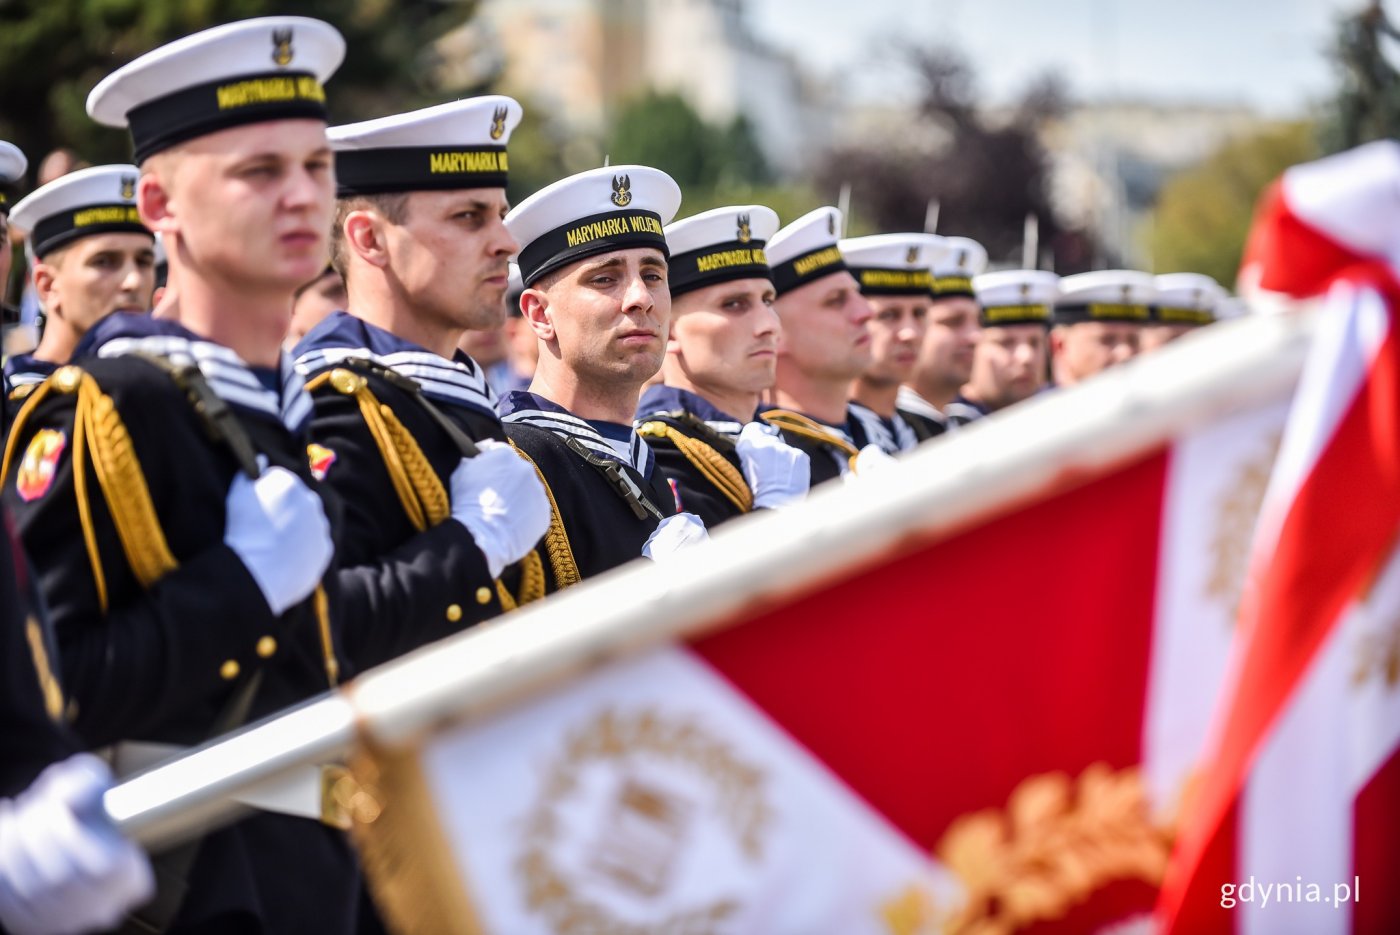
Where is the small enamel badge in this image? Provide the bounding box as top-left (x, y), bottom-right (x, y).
top-left (16, 429), bottom-right (67, 502)
top-left (307, 443), bottom-right (337, 481)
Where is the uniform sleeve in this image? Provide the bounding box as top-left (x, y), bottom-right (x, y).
top-left (0, 509), bottom-right (77, 796)
top-left (305, 384), bottom-right (503, 672)
top-left (2, 388), bottom-right (284, 747)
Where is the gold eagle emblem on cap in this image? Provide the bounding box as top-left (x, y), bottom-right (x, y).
top-left (1019, 282), bottom-right (1031, 298)
top-left (611, 174), bottom-right (632, 207)
top-left (905, 246), bottom-right (920, 265)
top-left (120, 175), bottom-right (137, 200)
top-left (489, 105), bottom-right (508, 141)
top-left (1120, 284), bottom-right (1132, 301)
top-left (736, 213), bottom-right (752, 243)
top-left (271, 28), bottom-right (294, 67)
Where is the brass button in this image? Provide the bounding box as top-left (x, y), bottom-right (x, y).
top-left (475, 586), bottom-right (492, 605)
top-left (53, 366), bottom-right (83, 393)
top-left (220, 659), bottom-right (241, 680)
top-left (256, 636), bottom-right (277, 658)
top-left (329, 368), bottom-right (366, 395)
top-left (445, 604), bottom-right (463, 622)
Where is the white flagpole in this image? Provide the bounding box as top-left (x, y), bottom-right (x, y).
top-left (105, 310), bottom-right (1318, 850)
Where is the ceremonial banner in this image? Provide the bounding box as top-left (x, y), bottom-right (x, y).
top-left (1160, 143), bottom-right (1400, 934)
top-left (330, 311), bottom-right (1311, 935)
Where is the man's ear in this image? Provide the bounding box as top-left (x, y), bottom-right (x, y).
top-left (343, 210), bottom-right (391, 270)
top-left (520, 287), bottom-right (555, 341)
top-left (136, 173), bottom-right (176, 236)
top-left (32, 260), bottom-right (59, 313)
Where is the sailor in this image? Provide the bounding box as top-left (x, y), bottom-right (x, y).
top-left (635, 204), bottom-right (809, 528)
top-left (763, 206), bottom-right (890, 485)
top-left (3, 165), bottom-right (156, 405)
top-left (499, 165), bottom-right (707, 593)
top-left (1141, 272), bottom-right (1225, 352)
top-left (842, 232), bottom-right (948, 450)
top-left (899, 235), bottom-right (987, 428)
top-left (1050, 269), bottom-right (1156, 387)
top-left (0, 504), bottom-right (157, 934)
top-left (1, 141), bottom-right (26, 335)
top-left (2, 18), bottom-right (354, 932)
top-left (293, 96), bottom-right (550, 664)
top-left (286, 264), bottom-right (345, 348)
top-left (958, 269), bottom-right (1057, 415)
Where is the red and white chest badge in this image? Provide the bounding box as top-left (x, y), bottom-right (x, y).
top-left (307, 443), bottom-right (337, 481)
top-left (16, 429), bottom-right (67, 502)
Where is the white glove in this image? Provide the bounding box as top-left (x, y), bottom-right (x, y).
top-left (849, 443), bottom-right (899, 480)
top-left (736, 422), bottom-right (810, 510)
top-left (449, 439), bottom-right (551, 579)
top-left (225, 465), bottom-right (334, 615)
top-left (642, 512), bottom-right (709, 562)
top-left (0, 754), bottom-right (155, 935)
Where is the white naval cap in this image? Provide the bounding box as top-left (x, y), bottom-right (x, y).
top-left (1054, 269), bottom-right (1157, 325)
top-left (0, 141), bottom-right (27, 215)
top-left (838, 233), bottom-right (947, 296)
top-left (974, 269), bottom-right (1059, 327)
top-left (329, 96), bottom-right (523, 197)
top-left (664, 204), bottom-right (779, 296)
top-left (1152, 272), bottom-right (1226, 326)
top-left (8, 164), bottom-right (151, 259)
top-left (930, 236), bottom-right (988, 298)
top-left (766, 206), bottom-right (846, 296)
top-left (506, 164), bottom-right (680, 287)
top-left (505, 261), bottom-right (524, 316)
top-left (1215, 294), bottom-right (1249, 320)
top-left (87, 17), bottom-right (345, 164)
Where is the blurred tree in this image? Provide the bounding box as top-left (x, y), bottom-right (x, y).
top-left (0, 0), bottom-right (478, 176)
top-left (813, 45), bottom-right (1067, 269)
top-left (1320, 0), bottom-right (1400, 152)
top-left (1148, 121), bottom-right (1319, 286)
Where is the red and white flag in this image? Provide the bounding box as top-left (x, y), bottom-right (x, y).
top-left (339, 311), bottom-right (1311, 933)
top-left (1160, 141), bottom-right (1400, 934)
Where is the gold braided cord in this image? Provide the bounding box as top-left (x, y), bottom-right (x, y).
top-left (507, 440), bottom-right (579, 593)
top-left (307, 369), bottom-right (449, 533)
top-left (637, 421), bottom-right (752, 513)
top-left (760, 409), bottom-right (862, 459)
top-left (79, 379), bottom-right (177, 590)
top-left (1, 377), bottom-right (59, 482)
top-left (315, 585), bottom-right (339, 687)
top-left (68, 382), bottom-right (107, 611)
top-left (7, 382), bottom-right (38, 403)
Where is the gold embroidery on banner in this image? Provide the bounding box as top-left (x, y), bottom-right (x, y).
top-left (1352, 616), bottom-right (1400, 689)
top-left (516, 707), bottom-right (770, 933)
top-left (930, 763), bottom-right (1173, 934)
top-left (1204, 432), bottom-right (1281, 623)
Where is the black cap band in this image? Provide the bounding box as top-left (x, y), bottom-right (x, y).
top-left (980, 303), bottom-right (1052, 327)
top-left (128, 70), bottom-right (328, 163)
top-left (517, 209), bottom-right (668, 286)
top-left (668, 239), bottom-right (771, 297)
top-left (335, 146), bottom-right (509, 196)
top-left (770, 245), bottom-right (847, 296)
top-left (1054, 302), bottom-right (1151, 325)
top-left (1152, 305), bottom-right (1213, 325)
top-left (30, 204), bottom-right (151, 258)
top-left (931, 275), bottom-right (975, 300)
top-left (849, 266), bottom-right (933, 296)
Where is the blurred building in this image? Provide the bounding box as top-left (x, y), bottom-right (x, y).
top-left (445, 0), bottom-right (826, 176)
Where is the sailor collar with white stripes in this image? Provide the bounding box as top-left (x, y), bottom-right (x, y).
top-left (292, 310), bottom-right (498, 420)
top-left (3, 354), bottom-right (58, 391)
top-left (81, 313), bottom-right (313, 434)
top-left (895, 385), bottom-right (950, 428)
top-left (499, 389), bottom-right (654, 477)
top-left (848, 400), bottom-right (918, 455)
top-left (635, 384), bottom-right (754, 440)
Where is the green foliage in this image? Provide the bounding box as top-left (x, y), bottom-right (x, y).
top-left (1319, 2), bottom-right (1400, 152)
top-left (1148, 121), bottom-right (1320, 286)
top-left (601, 91), bottom-right (771, 196)
top-left (0, 0), bottom-right (478, 173)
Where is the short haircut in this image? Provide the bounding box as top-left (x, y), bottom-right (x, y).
top-left (329, 191), bottom-right (410, 280)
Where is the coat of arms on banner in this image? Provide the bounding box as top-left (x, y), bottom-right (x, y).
top-left (515, 706), bottom-right (770, 932)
